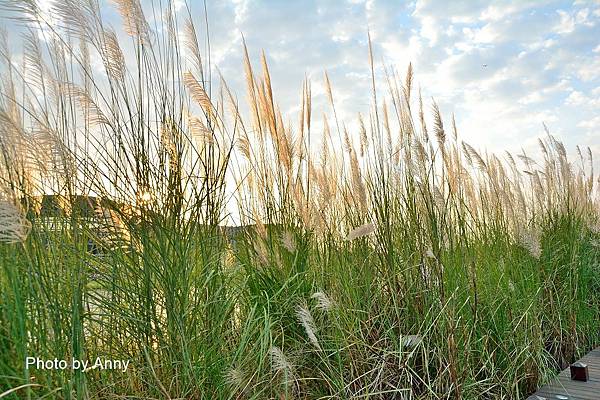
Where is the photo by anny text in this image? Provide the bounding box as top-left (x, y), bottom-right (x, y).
top-left (25, 357), bottom-right (130, 373)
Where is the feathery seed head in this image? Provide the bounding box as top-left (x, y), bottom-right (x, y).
top-left (280, 230), bottom-right (296, 253)
top-left (269, 346), bottom-right (294, 376)
top-left (345, 223), bottom-right (375, 241)
top-left (518, 229), bottom-right (542, 259)
top-left (224, 367), bottom-right (245, 389)
top-left (0, 198), bottom-right (31, 243)
top-left (311, 291), bottom-right (332, 311)
top-left (296, 302), bottom-right (321, 350)
top-left (401, 334), bottom-right (423, 349)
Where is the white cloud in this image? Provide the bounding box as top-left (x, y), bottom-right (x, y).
top-left (555, 7), bottom-right (596, 34)
top-left (179, 0), bottom-right (600, 171)
top-left (519, 92), bottom-right (543, 105)
top-left (173, 0), bottom-right (186, 12)
top-left (577, 116), bottom-right (600, 130)
top-left (575, 56), bottom-right (600, 81)
top-left (232, 0), bottom-right (249, 25)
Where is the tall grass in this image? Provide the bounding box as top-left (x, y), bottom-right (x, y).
top-left (0, 1), bottom-right (599, 399)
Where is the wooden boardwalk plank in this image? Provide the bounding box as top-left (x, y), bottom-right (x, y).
top-left (527, 347), bottom-right (600, 400)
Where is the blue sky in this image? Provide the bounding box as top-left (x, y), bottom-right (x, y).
top-left (196, 0), bottom-right (600, 165)
top-left (1, 0), bottom-right (599, 167)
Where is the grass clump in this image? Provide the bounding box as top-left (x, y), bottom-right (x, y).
top-left (0, 1), bottom-right (599, 399)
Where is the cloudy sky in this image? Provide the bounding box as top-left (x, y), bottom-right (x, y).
top-left (196, 0), bottom-right (600, 165)
top-left (1, 0), bottom-right (599, 166)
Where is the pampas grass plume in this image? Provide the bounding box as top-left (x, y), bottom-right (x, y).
top-left (311, 291), bottom-right (332, 311)
top-left (269, 346), bottom-right (294, 379)
top-left (519, 230), bottom-right (542, 259)
top-left (280, 230), bottom-right (296, 253)
top-left (0, 199), bottom-right (32, 243)
top-left (296, 302), bottom-right (321, 350)
top-left (345, 223), bottom-right (375, 241)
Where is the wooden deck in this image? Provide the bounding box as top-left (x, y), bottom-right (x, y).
top-left (527, 347), bottom-right (600, 400)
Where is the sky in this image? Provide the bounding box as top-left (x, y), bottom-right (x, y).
top-left (1, 0), bottom-right (599, 169)
top-left (195, 0), bottom-right (600, 168)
